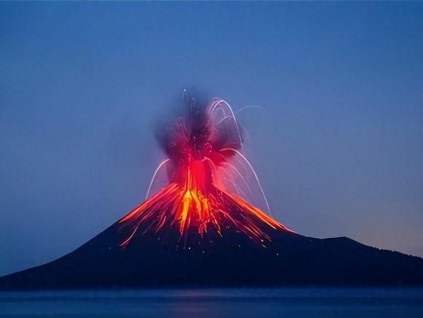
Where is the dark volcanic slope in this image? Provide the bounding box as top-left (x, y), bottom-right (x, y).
top-left (1, 221), bottom-right (422, 289)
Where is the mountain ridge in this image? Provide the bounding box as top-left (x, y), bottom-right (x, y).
top-left (1, 219), bottom-right (422, 290)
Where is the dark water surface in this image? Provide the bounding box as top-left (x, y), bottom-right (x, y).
top-left (0, 288), bottom-right (422, 318)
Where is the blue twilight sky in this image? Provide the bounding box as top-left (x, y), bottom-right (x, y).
top-left (1, 2), bottom-right (423, 276)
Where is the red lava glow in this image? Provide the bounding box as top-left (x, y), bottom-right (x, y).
top-left (119, 96), bottom-right (291, 247)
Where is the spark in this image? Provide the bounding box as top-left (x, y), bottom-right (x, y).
top-left (145, 159), bottom-right (170, 199)
top-left (221, 148), bottom-right (272, 216)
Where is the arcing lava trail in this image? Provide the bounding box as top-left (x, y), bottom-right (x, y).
top-left (119, 96), bottom-right (291, 247)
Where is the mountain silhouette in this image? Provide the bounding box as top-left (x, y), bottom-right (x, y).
top-left (1, 218), bottom-right (422, 290)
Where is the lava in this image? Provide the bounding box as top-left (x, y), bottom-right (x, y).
top-left (119, 95), bottom-right (291, 247)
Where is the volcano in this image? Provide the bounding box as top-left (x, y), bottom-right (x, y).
top-left (1, 96), bottom-right (422, 289)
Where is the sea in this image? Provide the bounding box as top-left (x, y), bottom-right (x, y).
top-left (0, 288), bottom-right (422, 318)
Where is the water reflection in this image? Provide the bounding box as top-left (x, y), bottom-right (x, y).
top-left (0, 288), bottom-right (422, 318)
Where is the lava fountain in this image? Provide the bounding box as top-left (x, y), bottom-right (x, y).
top-left (119, 95), bottom-right (291, 247)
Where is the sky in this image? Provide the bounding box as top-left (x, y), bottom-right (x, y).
top-left (0, 2), bottom-right (423, 276)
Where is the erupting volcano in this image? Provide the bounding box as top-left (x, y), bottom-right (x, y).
top-left (1, 93), bottom-right (422, 290)
top-left (119, 96), bottom-right (290, 247)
